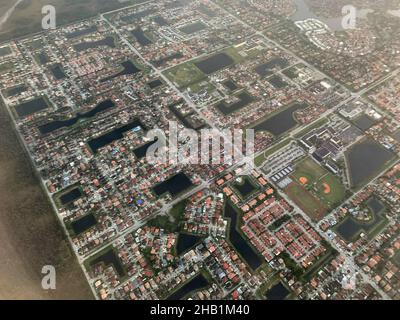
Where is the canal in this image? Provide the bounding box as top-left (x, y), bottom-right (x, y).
top-left (38, 99), bottom-right (115, 135)
top-left (224, 202), bottom-right (263, 271)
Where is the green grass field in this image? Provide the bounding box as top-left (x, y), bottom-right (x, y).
top-left (164, 61), bottom-right (206, 88)
top-left (285, 183), bottom-right (327, 220)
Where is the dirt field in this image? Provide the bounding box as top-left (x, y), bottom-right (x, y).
top-left (0, 101), bottom-right (93, 300)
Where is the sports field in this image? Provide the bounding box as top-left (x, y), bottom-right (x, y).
top-left (286, 157), bottom-right (347, 221)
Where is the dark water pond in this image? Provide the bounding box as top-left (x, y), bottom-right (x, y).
top-left (223, 80), bottom-right (238, 91)
top-left (152, 172), bottom-right (194, 198)
top-left (153, 52), bottom-right (184, 68)
top-left (346, 139), bottom-right (395, 188)
top-left (180, 21), bottom-right (207, 34)
top-left (148, 79), bottom-right (163, 89)
top-left (265, 282), bottom-right (290, 300)
top-left (50, 64), bottom-right (66, 80)
top-left (60, 188), bottom-right (82, 205)
top-left (100, 60), bottom-right (140, 83)
top-left (4, 84), bottom-right (27, 97)
top-left (176, 233), bottom-right (203, 255)
top-left (153, 16), bottom-right (169, 26)
top-left (195, 52), bottom-right (234, 75)
top-left (0, 46), bottom-right (11, 56)
top-left (167, 274), bottom-right (210, 300)
top-left (15, 97), bottom-right (49, 118)
top-left (268, 75), bottom-right (287, 88)
top-left (133, 138), bottom-right (158, 159)
top-left (71, 213), bottom-right (97, 235)
top-left (353, 114), bottom-right (376, 131)
top-left (216, 91), bottom-right (255, 115)
top-left (89, 249), bottom-right (125, 278)
top-left (234, 178), bottom-right (257, 198)
top-left (132, 28), bottom-right (152, 46)
top-left (255, 58), bottom-right (289, 77)
top-left (336, 197), bottom-right (386, 241)
top-left (253, 103), bottom-right (307, 136)
top-left (37, 52), bottom-right (50, 65)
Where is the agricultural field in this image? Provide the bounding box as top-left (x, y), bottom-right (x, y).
top-left (0, 0), bottom-right (142, 43)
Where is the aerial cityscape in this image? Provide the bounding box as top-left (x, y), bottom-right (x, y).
top-left (0, 0), bottom-right (399, 302)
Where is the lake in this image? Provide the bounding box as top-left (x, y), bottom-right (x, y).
top-left (133, 138), bottom-right (159, 159)
top-left (265, 282), bottom-right (290, 300)
top-left (59, 187), bottom-right (83, 205)
top-left (121, 8), bottom-right (157, 22)
top-left (0, 46), bottom-right (11, 57)
top-left (216, 91), bottom-right (255, 116)
top-left (88, 119), bottom-right (145, 153)
top-left (255, 58), bottom-right (289, 78)
top-left (15, 97), bottom-right (49, 118)
top-left (100, 60), bottom-right (141, 83)
top-left (37, 52), bottom-right (50, 65)
top-left (152, 172), bottom-right (194, 198)
top-left (148, 79), bottom-right (163, 89)
top-left (353, 114), bottom-right (376, 131)
top-left (153, 16), bottom-right (169, 26)
top-left (38, 99), bottom-right (115, 135)
top-left (74, 36), bottom-right (116, 52)
top-left (50, 64), bottom-right (66, 80)
top-left (168, 102), bottom-right (202, 130)
top-left (224, 202), bottom-right (263, 271)
top-left (167, 274), bottom-right (210, 300)
top-left (345, 139), bottom-right (395, 188)
top-left (268, 75), bottom-right (287, 89)
top-left (89, 249), bottom-right (125, 278)
top-left (336, 197), bottom-right (387, 242)
top-left (252, 103), bottom-right (307, 136)
top-left (176, 233), bottom-right (203, 255)
top-left (153, 52), bottom-right (184, 68)
top-left (233, 177), bottom-right (257, 199)
top-left (132, 28), bottom-right (152, 46)
top-left (197, 4), bottom-right (217, 17)
top-left (180, 21), bottom-right (207, 34)
top-left (195, 52), bottom-right (234, 75)
top-left (71, 213), bottom-right (97, 235)
top-left (223, 79), bottom-right (238, 92)
top-left (3, 84), bottom-right (27, 97)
